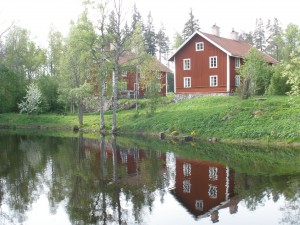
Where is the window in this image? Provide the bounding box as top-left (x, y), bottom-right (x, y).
top-left (208, 184), bottom-right (217, 199)
top-left (196, 42), bottom-right (204, 51)
top-left (183, 180), bottom-right (191, 193)
top-left (210, 76), bottom-right (218, 87)
top-left (184, 77), bottom-right (191, 88)
top-left (235, 58), bottom-right (240, 68)
top-left (195, 200), bottom-right (204, 211)
top-left (235, 75), bottom-right (241, 86)
top-left (183, 163), bottom-right (192, 176)
top-left (209, 167), bottom-right (218, 181)
top-left (122, 71), bottom-right (127, 77)
top-left (209, 56), bottom-right (217, 68)
top-left (183, 58), bottom-right (191, 70)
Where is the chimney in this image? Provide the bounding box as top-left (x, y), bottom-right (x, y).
top-left (230, 29), bottom-right (239, 41)
top-left (211, 24), bottom-right (220, 36)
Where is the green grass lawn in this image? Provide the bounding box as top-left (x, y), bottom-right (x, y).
top-left (1, 95), bottom-right (300, 143)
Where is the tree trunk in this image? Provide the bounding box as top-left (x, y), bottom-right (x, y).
top-left (242, 77), bottom-right (251, 99)
top-left (112, 67), bottom-right (118, 134)
top-left (99, 72), bottom-right (105, 132)
top-left (78, 97), bottom-right (83, 126)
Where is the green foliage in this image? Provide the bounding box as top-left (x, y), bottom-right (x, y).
top-left (144, 12), bottom-right (156, 56)
top-left (0, 64), bottom-right (25, 113)
top-left (237, 48), bottom-right (273, 98)
top-left (267, 65), bottom-right (291, 95)
top-left (2, 96), bottom-right (299, 143)
top-left (37, 74), bottom-right (63, 112)
top-left (282, 48), bottom-right (300, 97)
top-left (182, 8), bottom-right (200, 40)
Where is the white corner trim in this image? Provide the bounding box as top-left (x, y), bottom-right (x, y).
top-left (227, 54), bottom-right (230, 92)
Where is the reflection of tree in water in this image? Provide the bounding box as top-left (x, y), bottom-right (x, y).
top-left (279, 179), bottom-right (300, 225)
top-left (64, 134), bottom-right (169, 225)
top-left (236, 173), bottom-right (300, 224)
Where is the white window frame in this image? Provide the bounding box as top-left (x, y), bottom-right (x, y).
top-left (235, 58), bottom-right (240, 68)
top-left (183, 163), bottom-right (192, 177)
top-left (183, 180), bottom-right (191, 193)
top-left (235, 75), bottom-right (241, 86)
top-left (196, 42), bottom-right (204, 51)
top-left (209, 167), bottom-right (218, 181)
top-left (195, 200), bottom-right (204, 211)
top-left (183, 58), bottom-right (191, 70)
top-left (210, 75), bottom-right (218, 87)
top-left (209, 56), bottom-right (217, 68)
top-left (184, 77), bottom-right (191, 88)
top-left (208, 184), bottom-right (218, 199)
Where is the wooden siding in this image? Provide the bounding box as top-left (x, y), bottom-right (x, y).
top-left (172, 158), bottom-right (235, 217)
top-left (123, 71), bottom-right (167, 97)
top-left (175, 35), bottom-right (229, 94)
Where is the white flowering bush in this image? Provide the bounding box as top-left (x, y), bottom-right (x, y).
top-left (18, 83), bottom-right (42, 114)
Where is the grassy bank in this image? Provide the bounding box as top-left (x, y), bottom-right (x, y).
top-left (0, 95), bottom-right (300, 144)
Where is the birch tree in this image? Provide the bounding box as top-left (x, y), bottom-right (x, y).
top-left (107, 0), bottom-right (132, 133)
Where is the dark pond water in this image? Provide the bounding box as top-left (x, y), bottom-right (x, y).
top-left (0, 132), bottom-right (299, 225)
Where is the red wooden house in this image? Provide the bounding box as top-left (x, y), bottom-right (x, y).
top-left (168, 25), bottom-right (277, 99)
top-left (119, 53), bottom-right (172, 98)
top-left (170, 157), bottom-right (239, 222)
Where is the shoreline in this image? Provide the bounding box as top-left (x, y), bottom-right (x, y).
top-left (1, 125), bottom-right (300, 149)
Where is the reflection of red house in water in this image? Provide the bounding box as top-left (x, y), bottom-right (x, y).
top-left (83, 139), bottom-right (166, 182)
top-left (170, 158), bottom-right (239, 222)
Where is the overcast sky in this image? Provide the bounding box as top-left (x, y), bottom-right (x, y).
top-left (0, 0), bottom-right (299, 47)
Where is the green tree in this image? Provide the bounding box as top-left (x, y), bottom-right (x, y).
top-left (267, 65), bottom-right (290, 95)
top-left (265, 18), bottom-right (283, 61)
top-left (173, 31), bottom-right (184, 49)
top-left (88, 1), bottom-right (111, 131)
top-left (253, 18), bottom-right (266, 52)
top-left (182, 8), bottom-right (200, 40)
top-left (37, 74), bottom-right (62, 112)
top-left (4, 26), bottom-right (46, 81)
top-left (282, 48), bottom-right (300, 97)
top-left (156, 24), bottom-right (169, 62)
top-left (144, 12), bottom-right (156, 56)
top-left (239, 31), bottom-right (254, 45)
top-left (107, 0), bottom-right (133, 133)
top-left (280, 24), bottom-right (300, 62)
top-left (139, 55), bottom-right (161, 114)
top-left (131, 3), bottom-right (142, 31)
top-left (0, 64), bottom-right (25, 112)
top-left (47, 27), bottom-right (64, 76)
top-left (58, 12), bottom-right (94, 125)
top-left (237, 48), bottom-right (272, 98)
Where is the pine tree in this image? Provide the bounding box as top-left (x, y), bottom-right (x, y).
top-left (239, 31), bottom-right (254, 45)
top-left (253, 18), bottom-right (266, 52)
top-left (173, 32), bottom-right (184, 49)
top-left (131, 4), bottom-right (142, 31)
top-left (156, 24), bottom-right (169, 61)
top-left (144, 12), bottom-right (156, 56)
top-left (265, 18), bottom-right (283, 61)
top-left (182, 8), bottom-right (200, 40)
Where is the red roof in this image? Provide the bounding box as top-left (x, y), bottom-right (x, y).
top-left (169, 31), bottom-right (277, 64)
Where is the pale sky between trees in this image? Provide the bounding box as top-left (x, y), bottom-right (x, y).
top-left (0, 0), bottom-right (299, 47)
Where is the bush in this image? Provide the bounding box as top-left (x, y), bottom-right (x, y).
top-left (267, 65), bottom-right (291, 95)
